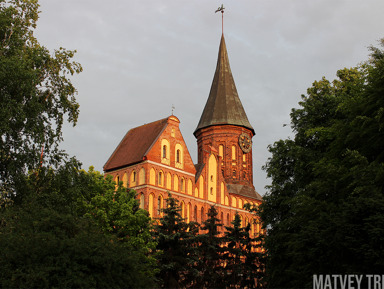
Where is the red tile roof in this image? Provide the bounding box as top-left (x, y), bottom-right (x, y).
top-left (103, 117), bottom-right (169, 172)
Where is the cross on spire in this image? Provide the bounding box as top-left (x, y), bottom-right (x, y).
top-left (215, 4), bottom-right (225, 34)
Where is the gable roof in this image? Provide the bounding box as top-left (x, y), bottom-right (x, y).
top-left (227, 184), bottom-right (262, 201)
top-left (194, 35), bottom-right (254, 136)
top-left (103, 117), bottom-right (169, 172)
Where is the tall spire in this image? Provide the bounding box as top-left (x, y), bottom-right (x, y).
top-left (194, 35), bottom-right (254, 136)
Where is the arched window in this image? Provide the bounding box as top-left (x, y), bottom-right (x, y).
top-left (201, 207), bottom-right (205, 223)
top-left (232, 196), bottom-right (237, 207)
top-left (149, 168), bottom-right (156, 185)
top-left (157, 195), bottom-right (164, 215)
top-left (181, 201), bottom-right (185, 219)
top-left (180, 178), bottom-right (185, 192)
top-left (166, 172), bottom-right (172, 189)
top-left (187, 203), bottom-right (191, 223)
top-left (175, 144), bottom-right (184, 169)
top-left (122, 173), bottom-right (128, 188)
top-left (194, 205), bottom-right (197, 222)
top-left (176, 149), bottom-right (180, 163)
top-left (163, 145), bottom-right (167, 159)
top-left (158, 171), bottom-right (163, 186)
top-left (238, 198), bottom-right (243, 209)
top-left (139, 193), bottom-right (145, 209)
top-left (232, 145), bottom-right (236, 160)
top-left (173, 175), bottom-right (179, 191)
top-left (130, 171), bottom-right (137, 186)
top-left (161, 139), bottom-right (170, 165)
top-left (219, 144), bottom-right (224, 158)
top-left (221, 212), bottom-right (224, 224)
top-left (139, 168), bottom-right (145, 185)
top-left (187, 179), bottom-right (193, 195)
top-left (148, 193), bottom-right (154, 218)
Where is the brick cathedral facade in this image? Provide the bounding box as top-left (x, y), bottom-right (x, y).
top-left (104, 34), bottom-right (262, 235)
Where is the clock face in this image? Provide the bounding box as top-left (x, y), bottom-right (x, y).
top-left (239, 133), bottom-right (252, 153)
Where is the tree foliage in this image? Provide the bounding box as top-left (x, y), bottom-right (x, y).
top-left (0, 0), bottom-right (82, 194)
top-left (261, 39), bottom-right (384, 288)
top-left (154, 194), bottom-right (199, 289)
top-left (0, 160), bottom-right (157, 288)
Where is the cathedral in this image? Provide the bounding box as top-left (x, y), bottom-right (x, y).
top-left (103, 33), bottom-right (262, 234)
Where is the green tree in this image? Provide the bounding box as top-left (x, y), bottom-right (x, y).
top-left (193, 205), bottom-right (226, 289)
top-left (223, 212), bottom-right (264, 288)
top-left (0, 0), bottom-right (82, 194)
top-left (154, 194), bottom-right (199, 289)
top-left (0, 160), bottom-right (157, 288)
top-left (261, 39), bottom-right (384, 288)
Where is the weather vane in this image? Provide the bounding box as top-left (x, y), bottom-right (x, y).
top-left (215, 4), bottom-right (225, 34)
top-left (171, 104), bottom-right (175, 115)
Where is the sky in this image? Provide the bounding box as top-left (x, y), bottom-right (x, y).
top-left (34, 0), bottom-right (384, 196)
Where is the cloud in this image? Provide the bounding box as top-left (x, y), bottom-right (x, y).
top-left (35, 0), bottom-right (384, 194)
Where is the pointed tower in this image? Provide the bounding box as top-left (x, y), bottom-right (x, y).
top-left (194, 35), bottom-right (259, 199)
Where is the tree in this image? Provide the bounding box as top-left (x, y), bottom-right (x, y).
top-left (154, 194), bottom-right (199, 289)
top-left (0, 0), bottom-right (82, 194)
top-left (261, 39), bottom-right (384, 288)
top-left (0, 160), bottom-right (157, 288)
top-left (192, 205), bottom-right (226, 289)
top-left (223, 212), bottom-right (264, 288)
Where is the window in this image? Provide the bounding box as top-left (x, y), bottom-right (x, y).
top-left (161, 139), bottom-right (170, 165)
top-left (176, 149), bottom-right (180, 163)
top-left (148, 193), bottom-right (154, 218)
top-left (139, 168), bottom-right (145, 185)
top-left (157, 195), bottom-right (163, 215)
top-left (194, 205), bottom-right (197, 221)
top-left (181, 201), bottom-right (185, 219)
top-left (139, 193), bottom-right (145, 209)
top-left (163, 145), bottom-right (167, 158)
top-left (232, 145), bottom-right (236, 160)
top-left (158, 171), bottom-right (163, 186)
top-left (175, 144), bottom-right (184, 169)
top-left (180, 178), bottom-right (185, 192)
top-left (130, 171), bottom-right (137, 186)
top-left (219, 145), bottom-right (224, 158)
top-left (201, 207), bottom-right (205, 222)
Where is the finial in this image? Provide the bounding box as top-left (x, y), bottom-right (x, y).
top-left (215, 4), bottom-right (225, 34)
top-left (171, 104), bottom-right (175, 115)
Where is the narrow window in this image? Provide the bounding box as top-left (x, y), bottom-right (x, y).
top-left (139, 193), bottom-right (145, 209)
top-left (163, 145), bottom-right (167, 158)
top-left (176, 149), bottom-right (180, 163)
top-left (157, 195), bottom-right (163, 215)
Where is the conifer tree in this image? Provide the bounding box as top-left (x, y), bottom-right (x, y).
top-left (154, 194), bottom-right (199, 289)
top-left (192, 205), bottom-right (226, 289)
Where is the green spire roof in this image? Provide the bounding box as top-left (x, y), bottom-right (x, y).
top-left (194, 35), bottom-right (254, 136)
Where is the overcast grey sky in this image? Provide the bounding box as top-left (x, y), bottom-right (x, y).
top-left (34, 0), bottom-right (384, 195)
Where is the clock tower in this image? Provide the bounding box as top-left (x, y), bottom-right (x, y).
top-left (194, 34), bottom-right (257, 195)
